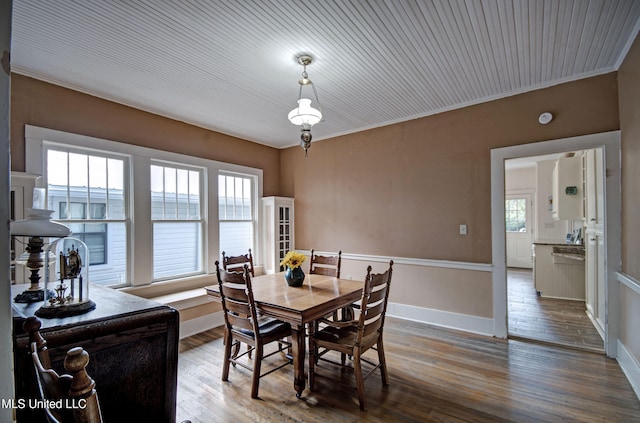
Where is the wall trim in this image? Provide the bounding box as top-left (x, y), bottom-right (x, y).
top-left (617, 340), bottom-right (640, 402)
top-left (617, 272), bottom-right (640, 295)
top-left (301, 250), bottom-right (492, 273)
top-left (387, 302), bottom-right (494, 337)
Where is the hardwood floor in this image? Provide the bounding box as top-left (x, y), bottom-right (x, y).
top-left (176, 317), bottom-right (639, 422)
top-left (508, 268), bottom-right (604, 352)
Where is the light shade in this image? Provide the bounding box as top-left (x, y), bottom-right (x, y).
top-left (10, 208), bottom-right (72, 237)
top-left (288, 98), bottom-right (322, 127)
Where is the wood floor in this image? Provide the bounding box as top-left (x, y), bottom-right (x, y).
top-left (507, 268), bottom-right (604, 352)
top-left (176, 317), bottom-right (640, 422)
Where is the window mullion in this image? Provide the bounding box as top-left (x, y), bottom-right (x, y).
top-left (105, 159), bottom-right (110, 219)
top-left (174, 170), bottom-right (178, 220)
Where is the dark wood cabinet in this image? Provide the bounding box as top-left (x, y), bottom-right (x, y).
top-left (12, 284), bottom-right (179, 423)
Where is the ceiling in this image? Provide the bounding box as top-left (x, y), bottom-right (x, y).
top-left (10, 0), bottom-right (640, 149)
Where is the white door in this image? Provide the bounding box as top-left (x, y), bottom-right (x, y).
top-left (506, 194), bottom-right (533, 268)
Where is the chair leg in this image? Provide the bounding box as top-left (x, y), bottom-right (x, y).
top-left (377, 339), bottom-right (389, 386)
top-left (308, 337), bottom-right (316, 390)
top-left (251, 344), bottom-right (263, 399)
top-left (353, 348), bottom-right (367, 411)
top-left (222, 334), bottom-right (232, 381)
top-left (308, 322), bottom-right (321, 365)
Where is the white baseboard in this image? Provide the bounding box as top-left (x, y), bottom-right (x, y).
top-left (617, 340), bottom-right (640, 402)
top-left (179, 311), bottom-right (224, 339)
top-left (387, 302), bottom-right (494, 337)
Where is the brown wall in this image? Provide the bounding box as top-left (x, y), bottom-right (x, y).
top-left (281, 74), bottom-right (619, 263)
top-left (618, 34), bottom-right (640, 281)
top-left (617, 31), bottom-right (640, 368)
top-left (10, 74), bottom-right (281, 196)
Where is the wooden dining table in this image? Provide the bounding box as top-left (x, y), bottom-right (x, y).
top-left (204, 272), bottom-right (364, 398)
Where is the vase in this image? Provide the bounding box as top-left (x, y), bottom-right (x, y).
top-left (284, 267), bottom-right (305, 287)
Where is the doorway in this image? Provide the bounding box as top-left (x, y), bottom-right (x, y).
top-left (490, 131), bottom-right (621, 357)
top-left (504, 158), bottom-right (603, 352)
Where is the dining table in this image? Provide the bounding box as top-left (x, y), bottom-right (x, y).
top-left (204, 271), bottom-right (364, 398)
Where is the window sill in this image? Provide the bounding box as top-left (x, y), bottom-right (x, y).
top-left (120, 274), bottom-right (217, 300)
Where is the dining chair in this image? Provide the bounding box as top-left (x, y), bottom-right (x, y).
top-left (308, 260), bottom-right (394, 411)
top-left (309, 249), bottom-right (342, 277)
top-left (309, 250), bottom-right (344, 322)
top-left (222, 248), bottom-right (255, 277)
top-left (215, 262), bottom-right (292, 399)
top-left (24, 316), bottom-right (103, 423)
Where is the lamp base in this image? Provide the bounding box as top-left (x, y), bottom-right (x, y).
top-left (35, 300), bottom-right (96, 318)
top-left (13, 289), bottom-right (55, 304)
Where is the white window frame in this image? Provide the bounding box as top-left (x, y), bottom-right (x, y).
top-left (218, 171), bottom-right (258, 258)
top-left (25, 125), bottom-right (263, 292)
top-left (150, 160), bottom-right (205, 281)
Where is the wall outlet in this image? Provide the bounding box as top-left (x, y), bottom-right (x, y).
top-left (460, 224), bottom-right (467, 235)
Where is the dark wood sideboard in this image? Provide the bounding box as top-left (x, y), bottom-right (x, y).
top-left (12, 284), bottom-right (179, 423)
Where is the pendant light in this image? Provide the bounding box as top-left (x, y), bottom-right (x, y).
top-left (288, 55), bottom-right (323, 156)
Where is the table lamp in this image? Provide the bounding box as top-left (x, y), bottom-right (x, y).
top-left (11, 207), bottom-right (72, 303)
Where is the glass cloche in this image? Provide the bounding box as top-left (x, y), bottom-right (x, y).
top-left (36, 236), bottom-right (96, 318)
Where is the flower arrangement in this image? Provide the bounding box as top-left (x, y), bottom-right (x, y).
top-left (280, 251), bottom-right (306, 269)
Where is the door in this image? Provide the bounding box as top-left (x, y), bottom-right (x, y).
top-left (505, 194), bottom-right (533, 268)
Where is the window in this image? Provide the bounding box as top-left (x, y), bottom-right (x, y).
top-left (47, 149), bottom-right (127, 286)
top-left (505, 198), bottom-right (527, 232)
top-left (58, 202), bottom-right (107, 265)
top-left (151, 163), bottom-right (203, 280)
top-left (218, 173), bottom-right (254, 257)
top-left (27, 124), bottom-right (263, 290)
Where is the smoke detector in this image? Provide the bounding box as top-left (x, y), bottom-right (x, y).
top-left (538, 112), bottom-right (553, 125)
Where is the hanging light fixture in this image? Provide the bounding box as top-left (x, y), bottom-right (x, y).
top-left (288, 54), bottom-right (323, 156)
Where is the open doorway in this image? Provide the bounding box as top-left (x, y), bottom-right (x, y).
top-left (490, 131), bottom-right (621, 358)
top-left (504, 154), bottom-right (603, 353)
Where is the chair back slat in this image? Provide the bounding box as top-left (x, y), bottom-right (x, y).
top-left (227, 314), bottom-right (255, 333)
top-left (220, 269), bottom-right (247, 284)
top-left (220, 282), bottom-right (248, 300)
top-left (224, 298), bottom-right (251, 316)
top-left (309, 250), bottom-right (342, 278)
top-left (367, 286), bottom-right (387, 305)
top-left (309, 266), bottom-right (337, 277)
top-left (222, 249), bottom-right (255, 277)
top-left (363, 300), bottom-right (385, 320)
top-left (362, 315), bottom-right (383, 338)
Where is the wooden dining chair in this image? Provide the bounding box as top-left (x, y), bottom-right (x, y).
top-left (24, 316), bottom-right (103, 423)
top-left (308, 260), bottom-right (394, 411)
top-left (309, 249), bottom-right (345, 321)
top-left (215, 261), bottom-right (292, 399)
top-left (309, 249), bottom-right (342, 277)
top-left (222, 249), bottom-right (255, 276)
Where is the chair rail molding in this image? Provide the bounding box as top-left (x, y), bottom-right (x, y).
top-left (300, 250), bottom-right (492, 273)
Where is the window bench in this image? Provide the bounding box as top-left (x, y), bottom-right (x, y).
top-left (125, 266), bottom-right (265, 339)
top-left (146, 288), bottom-right (223, 339)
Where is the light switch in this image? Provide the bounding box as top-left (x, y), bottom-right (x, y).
top-left (460, 224), bottom-right (467, 235)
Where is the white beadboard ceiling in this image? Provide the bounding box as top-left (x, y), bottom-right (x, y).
top-left (10, 0), bottom-right (640, 149)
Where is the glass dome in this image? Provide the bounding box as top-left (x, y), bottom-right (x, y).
top-left (36, 236), bottom-right (96, 318)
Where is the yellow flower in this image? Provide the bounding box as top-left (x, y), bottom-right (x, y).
top-left (280, 251), bottom-right (306, 269)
